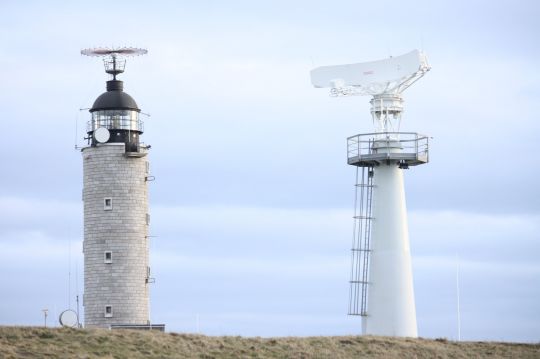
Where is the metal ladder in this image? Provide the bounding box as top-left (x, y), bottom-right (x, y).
top-left (348, 166), bottom-right (374, 316)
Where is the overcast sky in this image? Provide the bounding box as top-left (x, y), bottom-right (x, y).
top-left (0, 0), bottom-right (539, 342)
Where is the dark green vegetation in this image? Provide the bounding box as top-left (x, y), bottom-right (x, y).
top-left (0, 326), bottom-right (538, 358)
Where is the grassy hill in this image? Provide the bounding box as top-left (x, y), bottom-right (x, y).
top-left (0, 326), bottom-right (538, 358)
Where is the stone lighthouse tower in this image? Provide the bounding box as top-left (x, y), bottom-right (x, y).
top-left (81, 47), bottom-right (153, 328)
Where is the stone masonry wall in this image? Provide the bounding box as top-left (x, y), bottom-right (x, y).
top-left (82, 143), bottom-right (149, 328)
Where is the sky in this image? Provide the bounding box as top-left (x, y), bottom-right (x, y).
top-left (0, 0), bottom-right (539, 342)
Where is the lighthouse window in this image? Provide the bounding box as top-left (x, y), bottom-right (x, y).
top-left (146, 213), bottom-right (150, 225)
top-left (104, 305), bottom-right (113, 318)
top-left (104, 251), bottom-right (112, 263)
top-left (104, 198), bottom-right (113, 210)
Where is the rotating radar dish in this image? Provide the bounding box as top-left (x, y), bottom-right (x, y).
top-left (81, 47), bottom-right (147, 80)
top-left (94, 127), bottom-right (110, 143)
top-left (59, 309), bottom-right (79, 328)
top-left (81, 47), bottom-right (148, 57)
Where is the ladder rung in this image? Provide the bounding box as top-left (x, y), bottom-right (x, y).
top-left (351, 248), bottom-right (371, 252)
top-left (353, 216), bottom-right (374, 219)
top-left (349, 280), bottom-right (370, 284)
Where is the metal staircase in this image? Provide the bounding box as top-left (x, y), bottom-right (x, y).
top-left (348, 166), bottom-right (374, 316)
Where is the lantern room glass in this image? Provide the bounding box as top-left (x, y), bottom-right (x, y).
top-left (90, 110), bottom-right (143, 132)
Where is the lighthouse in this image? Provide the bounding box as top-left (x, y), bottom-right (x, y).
top-left (81, 47), bottom-right (154, 328)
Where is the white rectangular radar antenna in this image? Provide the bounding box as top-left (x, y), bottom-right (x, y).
top-left (310, 50), bottom-right (430, 96)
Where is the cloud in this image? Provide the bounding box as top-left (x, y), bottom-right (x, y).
top-left (1, 195), bottom-right (538, 339)
top-left (409, 210), bottom-right (540, 262)
top-left (0, 197), bottom-right (81, 236)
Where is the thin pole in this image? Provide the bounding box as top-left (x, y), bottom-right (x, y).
top-left (112, 55), bottom-right (117, 80)
top-left (76, 295), bottom-right (80, 328)
top-left (42, 309), bottom-right (48, 328)
top-left (148, 236), bottom-right (151, 330)
top-left (68, 236), bottom-right (71, 309)
top-left (456, 254), bottom-right (461, 341)
top-left (74, 114), bottom-right (78, 150)
top-left (75, 262), bottom-right (80, 327)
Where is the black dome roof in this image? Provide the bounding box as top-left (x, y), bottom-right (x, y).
top-left (90, 80), bottom-right (140, 112)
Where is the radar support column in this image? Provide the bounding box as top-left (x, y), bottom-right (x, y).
top-left (347, 131), bottom-right (428, 337)
top-left (364, 160), bottom-right (417, 336)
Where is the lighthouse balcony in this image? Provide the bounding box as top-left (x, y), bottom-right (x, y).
top-left (347, 132), bottom-right (429, 167)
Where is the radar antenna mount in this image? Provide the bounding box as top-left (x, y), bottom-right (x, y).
top-left (310, 49), bottom-right (430, 133)
top-left (81, 47), bottom-right (148, 80)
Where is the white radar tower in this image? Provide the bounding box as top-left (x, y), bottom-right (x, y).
top-left (311, 50), bottom-right (431, 337)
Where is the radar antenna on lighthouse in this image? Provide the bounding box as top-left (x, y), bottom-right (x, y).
top-left (311, 50), bottom-right (431, 337)
top-left (81, 47), bottom-right (147, 80)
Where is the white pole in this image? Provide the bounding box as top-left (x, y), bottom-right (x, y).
top-left (68, 235), bottom-right (71, 310)
top-left (42, 309), bottom-right (48, 327)
top-left (456, 254), bottom-right (461, 341)
top-left (75, 262), bottom-right (80, 327)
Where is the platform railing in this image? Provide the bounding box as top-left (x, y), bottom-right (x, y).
top-left (347, 132), bottom-right (429, 166)
top-left (87, 118), bottom-right (144, 133)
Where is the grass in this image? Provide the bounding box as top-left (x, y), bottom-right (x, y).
top-left (0, 326), bottom-right (538, 358)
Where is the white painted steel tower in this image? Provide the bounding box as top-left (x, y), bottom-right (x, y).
top-left (81, 48), bottom-right (157, 329)
top-left (311, 50), bottom-right (431, 337)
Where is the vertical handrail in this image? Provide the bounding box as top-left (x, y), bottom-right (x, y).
top-left (360, 168), bottom-right (372, 316)
top-left (355, 167), bottom-right (365, 313)
top-left (415, 133), bottom-right (418, 159)
top-left (349, 165), bottom-right (374, 316)
top-left (349, 167), bottom-right (360, 314)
